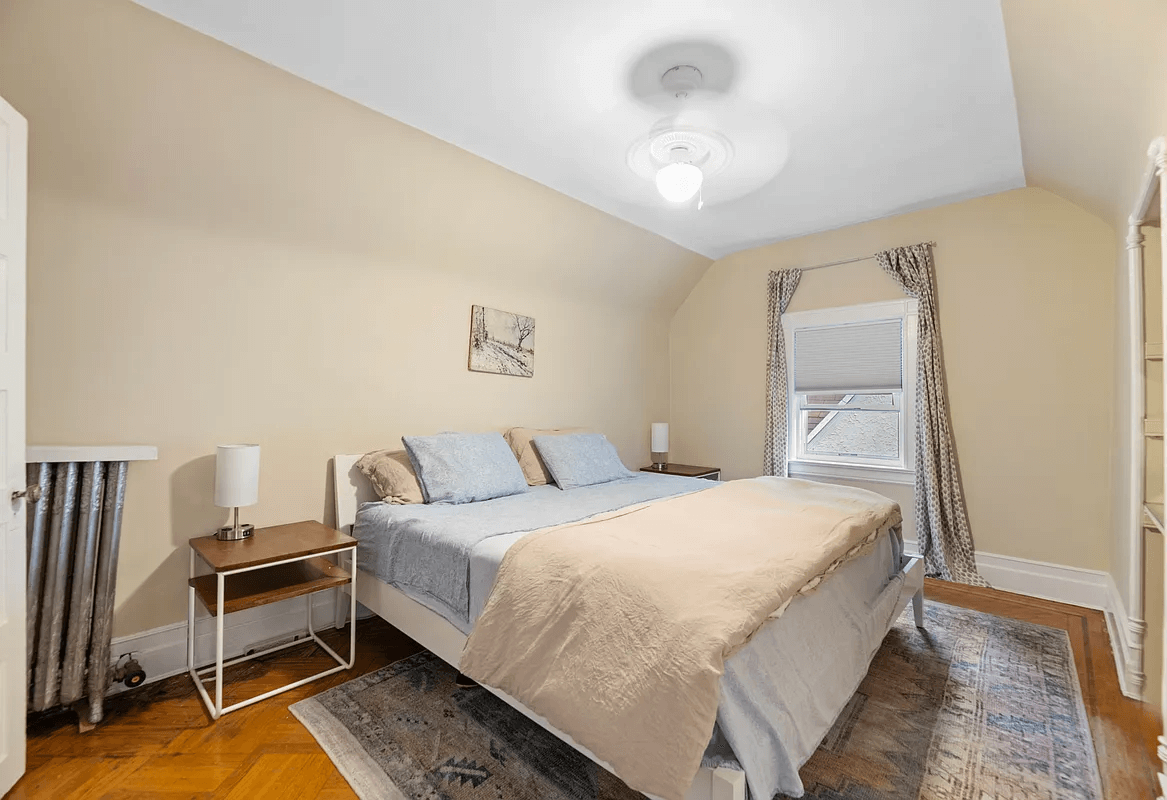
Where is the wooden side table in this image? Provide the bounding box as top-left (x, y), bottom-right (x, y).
top-left (640, 463), bottom-right (721, 481)
top-left (187, 520), bottom-right (357, 719)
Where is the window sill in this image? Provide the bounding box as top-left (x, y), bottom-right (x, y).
top-left (788, 460), bottom-right (915, 486)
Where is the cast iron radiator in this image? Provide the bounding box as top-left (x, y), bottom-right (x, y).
top-left (25, 459), bottom-right (129, 724)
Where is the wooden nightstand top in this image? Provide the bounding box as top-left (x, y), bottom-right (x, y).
top-left (189, 520), bottom-right (355, 572)
top-left (640, 463), bottom-right (720, 479)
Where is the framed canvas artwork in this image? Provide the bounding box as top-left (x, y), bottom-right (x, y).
top-left (468, 305), bottom-right (535, 378)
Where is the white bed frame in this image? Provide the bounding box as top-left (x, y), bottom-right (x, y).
top-left (331, 454), bottom-right (925, 800)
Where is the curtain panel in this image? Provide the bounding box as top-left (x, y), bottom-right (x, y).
top-left (763, 268), bottom-right (802, 477)
top-left (876, 243), bottom-right (987, 586)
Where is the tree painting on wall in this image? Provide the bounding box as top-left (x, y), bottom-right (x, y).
top-left (468, 305), bottom-right (535, 378)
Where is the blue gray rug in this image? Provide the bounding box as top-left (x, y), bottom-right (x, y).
top-left (292, 602), bottom-right (1103, 799)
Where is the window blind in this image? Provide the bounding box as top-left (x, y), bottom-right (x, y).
top-left (793, 319), bottom-right (903, 393)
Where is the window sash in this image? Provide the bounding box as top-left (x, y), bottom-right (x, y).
top-left (794, 391), bottom-right (905, 467)
top-left (799, 401), bottom-right (900, 412)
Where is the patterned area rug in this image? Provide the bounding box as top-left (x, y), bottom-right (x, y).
top-left (291, 602), bottom-right (1103, 800)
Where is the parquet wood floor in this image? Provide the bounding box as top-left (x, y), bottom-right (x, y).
top-left (5, 580), bottom-right (1162, 799)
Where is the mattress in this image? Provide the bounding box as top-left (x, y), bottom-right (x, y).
top-left (352, 474), bottom-right (908, 799)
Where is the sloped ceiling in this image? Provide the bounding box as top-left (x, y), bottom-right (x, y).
top-left (1002, 0), bottom-right (1167, 230)
top-left (129, 0), bottom-right (1026, 259)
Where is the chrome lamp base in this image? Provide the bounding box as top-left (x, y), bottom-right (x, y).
top-left (216, 523), bottom-right (254, 541)
top-left (216, 507), bottom-right (254, 541)
top-left (651, 451), bottom-right (668, 470)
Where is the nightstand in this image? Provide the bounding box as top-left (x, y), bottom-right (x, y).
top-left (187, 520), bottom-right (357, 719)
top-left (640, 463), bottom-right (721, 481)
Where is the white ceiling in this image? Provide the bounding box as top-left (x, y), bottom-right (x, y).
top-left (132, 0), bottom-right (1026, 259)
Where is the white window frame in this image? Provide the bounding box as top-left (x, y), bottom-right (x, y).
top-left (782, 299), bottom-right (918, 485)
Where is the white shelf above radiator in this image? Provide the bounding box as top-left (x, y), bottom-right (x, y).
top-left (27, 445), bottom-right (158, 463)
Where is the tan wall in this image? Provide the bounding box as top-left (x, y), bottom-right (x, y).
top-left (1030, 0), bottom-right (1167, 708)
top-left (0, 0), bottom-right (710, 637)
top-left (670, 188), bottom-right (1115, 571)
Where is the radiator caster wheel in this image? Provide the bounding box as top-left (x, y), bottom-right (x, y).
top-left (121, 658), bottom-right (145, 689)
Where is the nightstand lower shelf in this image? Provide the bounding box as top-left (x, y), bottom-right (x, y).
top-left (189, 556), bottom-right (350, 615)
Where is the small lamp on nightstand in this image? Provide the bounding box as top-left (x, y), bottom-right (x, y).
top-left (650, 423), bottom-right (669, 469)
top-left (215, 444), bottom-right (260, 541)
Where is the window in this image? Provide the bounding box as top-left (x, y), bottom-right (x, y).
top-left (782, 300), bottom-right (918, 479)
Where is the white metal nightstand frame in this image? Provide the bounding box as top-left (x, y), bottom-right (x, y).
top-left (186, 545), bottom-right (357, 719)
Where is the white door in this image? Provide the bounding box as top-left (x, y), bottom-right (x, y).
top-left (0, 94), bottom-right (28, 794)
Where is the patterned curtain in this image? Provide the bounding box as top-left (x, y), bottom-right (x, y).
top-left (763, 268), bottom-right (802, 477)
top-left (876, 243), bottom-right (987, 586)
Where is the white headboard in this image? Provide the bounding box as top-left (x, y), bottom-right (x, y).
top-left (333, 454), bottom-right (379, 533)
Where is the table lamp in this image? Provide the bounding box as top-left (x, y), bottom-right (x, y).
top-left (651, 423), bottom-right (669, 469)
top-left (215, 444), bottom-right (260, 541)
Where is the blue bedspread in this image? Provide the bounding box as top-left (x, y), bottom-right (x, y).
top-left (352, 472), bottom-right (712, 624)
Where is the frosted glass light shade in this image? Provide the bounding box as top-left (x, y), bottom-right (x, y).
top-left (214, 444), bottom-right (260, 508)
top-left (655, 163), bottom-right (703, 203)
top-left (651, 423), bottom-right (669, 453)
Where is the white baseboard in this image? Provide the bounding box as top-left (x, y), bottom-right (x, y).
top-left (905, 537), bottom-right (1143, 700)
top-left (1104, 577), bottom-right (1147, 700)
top-left (106, 589), bottom-right (345, 696)
top-left (975, 551), bottom-right (1112, 610)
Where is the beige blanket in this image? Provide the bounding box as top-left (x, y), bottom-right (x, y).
top-left (460, 477), bottom-right (902, 800)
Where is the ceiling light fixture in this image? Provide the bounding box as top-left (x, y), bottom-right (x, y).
top-left (627, 65), bottom-right (730, 208)
top-left (624, 59), bottom-right (791, 210)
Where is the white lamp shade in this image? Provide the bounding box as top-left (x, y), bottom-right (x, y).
top-left (655, 163), bottom-right (703, 203)
top-left (214, 444), bottom-right (260, 508)
top-left (651, 423), bottom-right (669, 453)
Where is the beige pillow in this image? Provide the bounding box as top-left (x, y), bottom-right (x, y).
top-left (355, 449), bottom-right (424, 504)
top-left (505, 427), bottom-right (588, 486)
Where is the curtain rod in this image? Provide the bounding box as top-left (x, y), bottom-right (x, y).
top-left (797, 241), bottom-right (937, 272)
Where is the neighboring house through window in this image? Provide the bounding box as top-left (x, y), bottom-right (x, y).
top-left (782, 299), bottom-right (918, 484)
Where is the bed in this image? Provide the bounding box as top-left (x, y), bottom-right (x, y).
top-left (331, 453), bottom-right (925, 800)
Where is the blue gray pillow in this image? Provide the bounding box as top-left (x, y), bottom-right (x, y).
top-left (402, 432), bottom-right (529, 504)
top-left (532, 433), bottom-right (634, 490)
